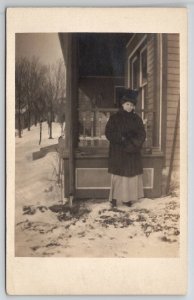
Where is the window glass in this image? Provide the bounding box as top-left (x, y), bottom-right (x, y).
top-left (140, 48), bottom-right (147, 85)
top-left (131, 57), bottom-right (139, 89)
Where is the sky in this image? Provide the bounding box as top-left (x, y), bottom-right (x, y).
top-left (15, 33), bottom-right (64, 65)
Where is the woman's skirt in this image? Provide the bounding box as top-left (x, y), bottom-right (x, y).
top-left (109, 174), bottom-right (144, 205)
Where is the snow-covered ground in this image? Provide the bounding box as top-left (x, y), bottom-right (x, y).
top-left (15, 122), bottom-right (180, 257)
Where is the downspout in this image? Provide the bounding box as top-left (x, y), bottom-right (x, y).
top-left (166, 97), bottom-right (180, 194)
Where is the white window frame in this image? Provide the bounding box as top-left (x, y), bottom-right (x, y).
top-left (140, 45), bottom-right (148, 87)
top-left (131, 56), bottom-right (138, 89)
top-left (127, 34), bottom-right (163, 150)
top-left (127, 34), bottom-right (147, 88)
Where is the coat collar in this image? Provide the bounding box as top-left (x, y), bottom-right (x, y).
top-left (118, 108), bottom-right (135, 116)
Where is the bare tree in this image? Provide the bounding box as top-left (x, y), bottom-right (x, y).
top-left (15, 58), bottom-right (29, 137)
top-left (39, 72), bottom-right (48, 145)
top-left (15, 57), bottom-right (66, 143)
top-left (25, 57), bottom-right (49, 130)
top-left (15, 57), bottom-right (48, 135)
top-left (25, 57), bottom-right (40, 130)
top-left (45, 59), bottom-right (66, 139)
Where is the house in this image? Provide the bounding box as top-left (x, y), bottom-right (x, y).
top-left (58, 33), bottom-right (180, 199)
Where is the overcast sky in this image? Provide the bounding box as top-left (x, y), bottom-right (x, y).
top-left (15, 33), bottom-right (64, 65)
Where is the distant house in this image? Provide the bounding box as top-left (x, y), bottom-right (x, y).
top-left (58, 33), bottom-right (180, 199)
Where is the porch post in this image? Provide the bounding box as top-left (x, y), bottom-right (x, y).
top-left (59, 33), bottom-right (78, 198)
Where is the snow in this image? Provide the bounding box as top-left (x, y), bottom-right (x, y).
top-left (15, 122), bottom-right (180, 257)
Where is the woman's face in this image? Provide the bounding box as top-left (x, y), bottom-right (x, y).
top-left (122, 101), bottom-right (135, 112)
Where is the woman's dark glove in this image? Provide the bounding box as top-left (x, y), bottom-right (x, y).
top-left (121, 136), bottom-right (127, 143)
top-left (123, 140), bottom-right (138, 153)
top-left (123, 131), bottom-right (134, 140)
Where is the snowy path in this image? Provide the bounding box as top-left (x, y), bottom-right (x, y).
top-left (15, 123), bottom-right (180, 257)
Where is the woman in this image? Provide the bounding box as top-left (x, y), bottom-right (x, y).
top-left (105, 89), bottom-right (146, 207)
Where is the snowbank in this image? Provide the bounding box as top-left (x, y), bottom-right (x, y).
top-left (15, 122), bottom-right (180, 257)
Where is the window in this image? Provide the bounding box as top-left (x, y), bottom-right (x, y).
top-left (139, 46), bottom-right (148, 121)
top-left (131, 56), bottom-right (139, 89)
top-left (128, 35), bottom-right (162, 150)
top-left (140, 46), bottom-right (147, 86)
top-left (128, 39), bottom-right (153, 149)
top-left (129, 46), bottom-right (148, 120)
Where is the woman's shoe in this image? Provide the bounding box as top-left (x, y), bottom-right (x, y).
top-left (123, 201), bottom-right (133, 207)
top-left (110, 199), bottom-right (117, 208)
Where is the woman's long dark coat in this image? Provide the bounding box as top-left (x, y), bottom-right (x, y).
top-left (105, 109), bottom-right (146, 177)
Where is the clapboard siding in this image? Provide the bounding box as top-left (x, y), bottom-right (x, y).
top-left (173, 159), bottom-right (180, 169)
top-left (167, 61), bottom-right (180, 68)
top-left (167, 114), bottom-right (177, 121)
top-left (167, 87), bottom-right (180, 94)
top-left (167, 34), bottom-right (179, 41)
top-left (168, 101), bottom-right (179, 108)
top-left (168, 40), bottom-right (179, 48)
top-left (166, 126), bottom-right (177, 135)
top-left (167, 120), bottom-right (177, 128)
top-left (168, 74), bottom-right (180, 81)
top-left (174, 150), bottom-right (180, 157)
top-left (167, 94), bottom-right (180, 101)
top-left (167, 54), bottom-right (179, 61)
top-left (166, 151), bottom-right (179, 161)
top-left (168, 68), bottom-right (180, 75)
top-left (167, 107), bottom-right (178, 115)
top-left (168, 47), bottom-right (180, 54)
top-left (166, 137), bottom-right (176, 143)
top-left (168, 81), bottom-right (180, 88)
top-left (165, 34), bottom-right (180, 173)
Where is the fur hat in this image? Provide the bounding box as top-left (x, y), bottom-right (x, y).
top-left (120, 89), bottom-right (138, 106)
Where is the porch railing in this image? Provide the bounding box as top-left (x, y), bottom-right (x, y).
top-left (78, 108), bottom-right (154, 149)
